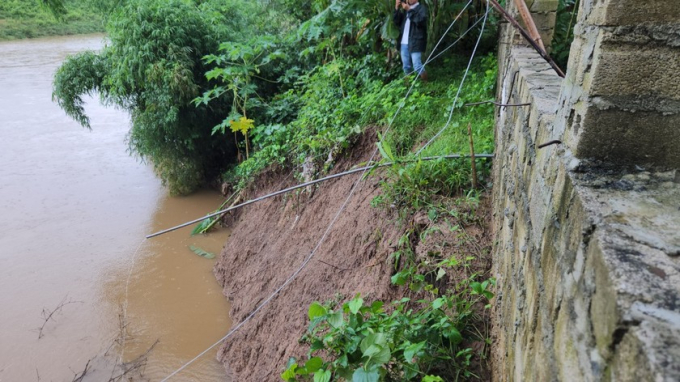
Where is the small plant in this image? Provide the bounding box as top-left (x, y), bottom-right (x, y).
top-left (197, 35), bottom-right (286, 160)
top-left (282, 254), bottom-right (495, 382)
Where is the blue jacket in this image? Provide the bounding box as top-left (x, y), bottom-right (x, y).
top-left (393, 4), bottom-right (428, 53)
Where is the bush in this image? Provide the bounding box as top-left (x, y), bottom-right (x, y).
top-left (52, 0), bottom-right (290, 194)
top-left (282, 257), bottom-right (495, 381)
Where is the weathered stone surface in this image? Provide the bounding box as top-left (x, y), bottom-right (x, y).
top-left (501, 0), bottom-right (558, 52)
top-left (533, 12), bottom-right (557, 47)
top-left (576, 109), bottom-right (680, 168)
top-left (581, 0), bottom-right (680, 26)
top-left (492, 43), bottom-right (680, 382)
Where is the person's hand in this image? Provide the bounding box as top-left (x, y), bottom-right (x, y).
top-left (401, 2), bottom-right (410, 10)
top-left (395, 0), bottom-right (400, 10)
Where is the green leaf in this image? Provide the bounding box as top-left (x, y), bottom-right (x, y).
top-left (404, 364), bottom-right (420, 380)
top-left (314, 369), bottom-right (331, 382)
top-left (281, 362), bottom-right (298, 381)
top-left (444, 327), bottom-right (463, 344)
top-left (348, 296), bottom-right (363, 315)
top-left (404, 341), bottom-right (426, 364)
top-left (470, 282), bottom-right (482, 294)
top-left (363, 344), bottom-right (382, 357)
top-left (369, 346), bottom-right (391, 366)
top-left (360, 333), bottom-right (390, 367)
top-left (327, 312), bottom-right (344, 328)
top-left (308, 302), bottom-right (327, 320)
top-left (391, 271), bottom-right (409, 286)
top-left (422, 376), bottom-right (444, 382)
top-left (432, 297), bottom-right (445, 310)
top-left (352, 367), bottom-right (380, 382)
top-left (310, 339), bottom-right (325, 352)
top-left (191, 216), bottom-right (215, 235)
top-left (189, 245), bottom-right (215, 259)
top-left (305, 357), bottom-right (323, 373)
top-left (360, 333), bottom-right (387, 354)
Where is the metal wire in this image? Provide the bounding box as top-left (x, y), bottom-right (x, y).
top-left (416, 2), bottom-right (490, 156)
top-left (146, 154), bottom-right (493, 239)
top-left (160, 6), bottom-right (487, 379)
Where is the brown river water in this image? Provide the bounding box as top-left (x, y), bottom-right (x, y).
top-left (0, 35), bottom-right (231, 381)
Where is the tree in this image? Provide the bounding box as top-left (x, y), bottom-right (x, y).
top-left (53, 0), bottom-right (235, 195)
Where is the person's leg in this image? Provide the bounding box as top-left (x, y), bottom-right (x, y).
top-left (411, 51), bottom-right (426, 79)
top-left (400, 44), bottom-right (413, 74)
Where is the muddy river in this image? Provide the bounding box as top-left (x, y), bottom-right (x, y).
top-left (0, 35), bottom-right (231, 381)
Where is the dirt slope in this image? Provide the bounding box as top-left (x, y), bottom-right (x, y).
top-left (213, 129), bottom-right (407, 380)
top-left (213, 128), bottom-right (493, 381)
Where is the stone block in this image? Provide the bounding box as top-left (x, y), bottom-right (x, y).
top-left (531, 11), bottom-right (556, 32)
top-left (582, 0), bottom-right (680, 26)
top-left (576, 108), bottom-right (680, 168)
top-left (531, 12), bottom-right (557, 48)
top-left (590, 42), bottom-right (680, 106)
top-left (588, 238), bottom-right (618, 359)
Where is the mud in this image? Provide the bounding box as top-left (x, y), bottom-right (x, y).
top-left (213, 128), bottom-right (493, 380)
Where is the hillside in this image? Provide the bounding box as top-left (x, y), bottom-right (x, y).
top-left (214, 128), bottom-right (495, 380)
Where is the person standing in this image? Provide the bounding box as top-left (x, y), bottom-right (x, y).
top-left (393, 0), bottom-right (428, 80)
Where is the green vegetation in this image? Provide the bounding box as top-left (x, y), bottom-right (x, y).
top-left (283, 193), bottom-right (495, 381)
top-left (552, 0), bottom-right (579, 70)
top-left (53, 0), bottom-right (291, 194)
top-left (52, 0), bottom-right (496, 196)
top-left (372, 55), bottom-right (497, 213)
top-left (0, 0), bottom-right (104, 40)
top-left (52, 0), bottom-right (501, 379)
top-left (283, 271), bottom-right (494, 381)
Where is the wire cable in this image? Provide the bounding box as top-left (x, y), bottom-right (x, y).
top-left (160, 7), bottom-right (485, 380)
top-left (148, 2), bottom-right (480, 240)
top-left (416, 2), bottom-right (490, 156)
top-left (146, 154), bottom-right (493, 238)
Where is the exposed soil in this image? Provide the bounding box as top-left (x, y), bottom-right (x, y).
top-left (213, 128), bottom-right (493, 381)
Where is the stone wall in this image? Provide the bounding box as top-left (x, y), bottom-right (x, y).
top-left (491, 1), bottom-right (680, 381)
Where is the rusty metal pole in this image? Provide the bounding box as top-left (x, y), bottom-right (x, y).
top-left (513, 0), bottom-right (545, 51)
top-left (488, 0), bottom-right (565, 78)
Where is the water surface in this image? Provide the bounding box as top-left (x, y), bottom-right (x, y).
top-left (0, 34), bottom-right (231, 381)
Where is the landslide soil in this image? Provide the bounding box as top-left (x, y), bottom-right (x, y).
top-left (213, 128), bottom-right (493, 381)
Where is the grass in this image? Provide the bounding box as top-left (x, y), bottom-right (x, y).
top-left (370, 53), bottom-right (497, 214)
top-left (0, 0), bottom-right (104, 40)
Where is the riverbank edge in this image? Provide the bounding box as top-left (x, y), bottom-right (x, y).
top-left (0, 19), bottom-right (104, 41)
top-left (212, 127), bottom-right (494, 380)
